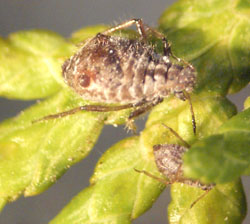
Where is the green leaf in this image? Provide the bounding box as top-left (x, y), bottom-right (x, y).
top-left (0, 8), bottom-right (248, 222)
top-left (50, 137), bottom-right (164, 224)
top-left (0, 25), bottom-right (143, 212)
top-left (0, 89), bottom-right (105, 210)
top-left (168, 180), bottom-right (246, 224)
top-left (184, 106), bottom-right (250, 183)
top-left (159, 0), bottom-right (250, 96)
top-left (0, 30), bottom-right (75, 99)
top-left (0, 198), bottom-right (6, 211)
top-left (244, 96), bottom-right (250, 109)
top-left (51, 95), bottom-right (238, 223)
top-left (143, 94), bottom-right (237, 147)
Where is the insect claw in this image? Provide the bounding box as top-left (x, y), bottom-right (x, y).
top-left (125, 119), bottom-right (137, 134)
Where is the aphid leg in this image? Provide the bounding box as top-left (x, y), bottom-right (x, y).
top-left (143, 24), bottom-right (194, 68)
top-left (159, 36), bottom-right (188, 66)
top-left (141, 25), bottom-right (172, 57)
top-left (182, 91), bottom-right (196, 135)
top-left (162, 124), bottom-right (190, 148)
top-left (190, 189), bottom-right (211, 208)
top-left (164, 43), bottom-right (194, 69)
top-left (135, 167), bottom-right (210, 208)
top-left (32, 103), bottom-right (140, 123)
top-left (134, 169), bottom-right (170, 185)
top-left (102, 18), bottom-right (147, 39)
top-left (125, 119), bottom-right (137, 133)
top-left (128, 98), bottom-right (163, 120)
top-left (125, 98), bottom-right (163, 131)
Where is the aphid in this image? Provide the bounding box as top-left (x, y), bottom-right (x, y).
top-left (135, 125), bottom-right (214, 208)
top-left (35, 19), bottom-right (196, 132)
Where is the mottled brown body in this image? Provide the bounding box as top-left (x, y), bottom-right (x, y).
top-left (34, 19), bottom-right (196, 128)
top-left (153, 144), bottom-right (213, 191)
top-left (62, 34), bottom-right (196, 104)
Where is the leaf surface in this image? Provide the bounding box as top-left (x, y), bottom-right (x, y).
top-left (0, 89), bottom-right (105, 209)
top-left (50, 136), bottom-right (164, 224)
top-left (168, 180), bottom-right (246, 224)
top-left (159, 0), bottom-right (250, 95)
top-left (0, 31), bottom-right (75, 99)
top-left (184, 105), bottom-right (250, 183)
top-left (0, 25), bottom-right (136, 212)
top-left (51, 95), bottom-right (246, 224)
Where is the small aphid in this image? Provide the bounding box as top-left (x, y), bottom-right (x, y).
top-left (35, 19), bottom-right (196, 131)
top-left (135, 125), bottom-right (214, 208)
top-left (153, 144), bottom-right (213, 191)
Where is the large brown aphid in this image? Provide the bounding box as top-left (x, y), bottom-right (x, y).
top-left (36, 19), bottom-right (196, 130)
top-left (63, 28), bottom-right (195, 104)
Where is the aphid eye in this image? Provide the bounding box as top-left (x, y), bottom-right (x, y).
top-left (77, 74), bottom-right (91, 88)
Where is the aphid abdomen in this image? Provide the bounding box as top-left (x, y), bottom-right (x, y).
top-left (123, 50), bottom-right (153, 102)
top-left (148, 63), bottom-right (169, 100)
top-left (63, 32), bottom-right (196, 105)
top-left (143, 61), bottom-right (157, 100)
top-left (153, 144), bottom-right (188, 181)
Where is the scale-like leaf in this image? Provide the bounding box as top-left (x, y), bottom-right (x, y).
top-left (0, 89), bottom-right (105, 211)
top-left (0, 31), bottom-right (75, 99)
top-left (159, 0), bottom-right (250, 95)
top-left (144, 95), bottom-right (237, 145)
top-left (184, 105), bottom-right (250, 183)
top-left (0, 0), bottom-right (249, 221)
top-left (50, 136), bottom-right (164, 224)
top-left (168, 180), bottom-right (246, 224)
top-left (0, 25), bottom-right (148, 212)
top-left (51, 95), bottom-right (245, 223)
top-left (145, 95), bottom-right (246, 223)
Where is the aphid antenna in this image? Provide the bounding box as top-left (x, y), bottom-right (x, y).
top-left (183, 91), bottom-right (196, 135)
top-left (190, 189), bottom-right (211, 208)
top-left (134, 168), bottom-right (171, 185)
top-left (102, 18), bottom-right (147, 40)
top-left (161, 123), bottom-right (190, 148)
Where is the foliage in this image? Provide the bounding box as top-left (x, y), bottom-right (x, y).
top-left (0, 0), bottom-right (249, 223)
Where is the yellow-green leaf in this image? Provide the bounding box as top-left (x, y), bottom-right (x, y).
top-left (0, 30), bottom-right (75, 99)
top-left (0, 89), bottom-right (105, 208)
top-left (50, 137), bottom-right (164, 224)
top-left (168, 180), bottom-right (246, 224)
top-left (159, 0), bottom-right (250, 95)
top-left (184, 106), bottom-right (250, 183)
top-left (51, 95), bottom-right (241, 223)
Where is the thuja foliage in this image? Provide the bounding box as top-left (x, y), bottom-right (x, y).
top-left (0, 0), bottom-right (250, 223)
